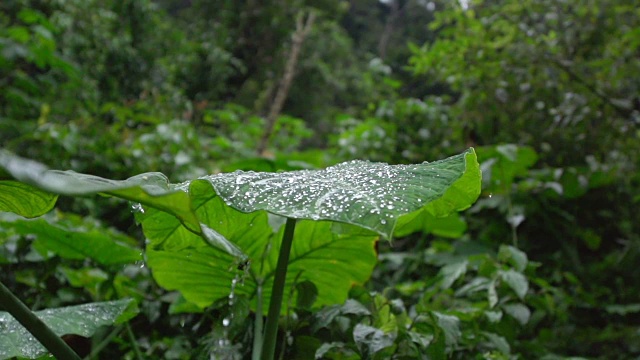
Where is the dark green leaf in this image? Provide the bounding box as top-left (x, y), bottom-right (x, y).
top-left (2, 217), bottom-right (141, 265)
top-left (295, 280), bottom-right (318, 310)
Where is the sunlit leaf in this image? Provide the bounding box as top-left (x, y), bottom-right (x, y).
top-left (0, 181), bottom-right (57, 218)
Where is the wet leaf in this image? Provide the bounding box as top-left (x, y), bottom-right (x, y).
top-left (0, 299), bottom-right (138, 359)
top-left (202, 148), bottom-right (480, 239)
top-left (0, 149), bottom-right (200, 233)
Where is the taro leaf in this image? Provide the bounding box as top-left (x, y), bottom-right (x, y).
top-left (394, 212), bottom-right (467, 238)
top-left (0, 149), bottom-right (480, 313)
top-left (0, 298), bottom-right (138, 359)
top-left (143, 149), bottom-right (478, 311)
top-left (0, 149), bottom-right (200, 233)
top-left (201, 148), bottom-right (480, 239)
top-left (0, 181), bottom-right (57, 218)
top-left (140, 179), bottom-right (377, 312)
top-left (146, 216), bottom-right (378, 312)
top-left (295, 280), bottom-right (318, 310)
top-left (1, 216), bottom-right (141, 265)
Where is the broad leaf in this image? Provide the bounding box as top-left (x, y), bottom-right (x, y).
top-left (0, 181), bottom-right (57, 218)
top-left (0, 149), bottom-right (481, 313)
top-left (146, 218), bottom-right (378, 311)
top-left (0, 299), bottom-right (138, 359)
top-left (200, 148), bottom-right (480, 239)
top-left (0, 150), bottom-right (200, 233)
top-left (1, 215), bottom-right (142, 265)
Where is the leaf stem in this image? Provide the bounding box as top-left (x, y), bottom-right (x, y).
top-left (0, 280), bottom-right (82, 360)
top-left (261, 217), bottom-right (297, 360)
top-left (125, 321), bottom-right (144, 360)
top-left (252, 282), bottom-right (264, 360)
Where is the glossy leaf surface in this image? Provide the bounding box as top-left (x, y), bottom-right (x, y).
top-left (0, 299), bottom-right (138, 359)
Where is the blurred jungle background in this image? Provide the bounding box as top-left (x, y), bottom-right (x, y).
top-left (1, 0), bottom-right (639, 358)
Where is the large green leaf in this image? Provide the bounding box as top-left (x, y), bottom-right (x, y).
top-left (1, 215), bottom-right (142, 265)
top-left (0, 149), bottom-right (200, 233)
top-left (200, 148), bottom-right (480, 239)
top-left (0, 299), bottom-right (138, 359)
top-left (0, 148), bottom-right (480, 240)
top-left (0, 148), bottom-right (481, 313)
top-left (0, 181), bottom-right (57, 218)
top-left (143, 181), bottom-right (378, 311)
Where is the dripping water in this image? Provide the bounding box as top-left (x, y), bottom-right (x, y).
top-left (208, 263), bottom-right (249, 360)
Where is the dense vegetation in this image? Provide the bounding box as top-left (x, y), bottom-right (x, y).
top-left (1, 0), bottom-right (639, 359)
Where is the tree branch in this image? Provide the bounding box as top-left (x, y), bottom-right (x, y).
top-left (257, 11), bottom-right (316, 156)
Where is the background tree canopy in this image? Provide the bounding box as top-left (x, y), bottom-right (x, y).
top-left (1, 0), bottom-right (639, 358)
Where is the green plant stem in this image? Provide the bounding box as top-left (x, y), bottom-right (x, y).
top-left (261, 217), bottom-right (297, 360)
top-left (252, 282), bottom-right (264, 360)
top-left (86, 325), bottom-right (123, 359)
top-left (125, 321), bottom-right (144, 360)
top-left (0, 280), bottom-right (82, 360)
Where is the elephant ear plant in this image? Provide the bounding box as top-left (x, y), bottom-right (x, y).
top-left (0, 148), bottom-right (481, 359)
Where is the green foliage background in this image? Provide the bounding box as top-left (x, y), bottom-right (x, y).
top-left (1, 0), bottom-right (639, 358)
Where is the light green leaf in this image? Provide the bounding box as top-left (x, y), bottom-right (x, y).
top-left (432, 312), bottom-right (461, 346)
top-left (498, 245), bottom-right (528, 272)
top-left (353, 324), bottom-right (396, 355)
top-left (0, 181), bottom-right (57, 218)
top-left (482, 331), bottom-right (511, 354)
top-left (394, 212), bottom-right (467, 238)
top-left (478, 144), bottom-right (537, 193)
top-left (439, 261), bottom-right (467, 289)
top-left (500, 270), bottom-right (529, 299)
top-left (488, 279), bottom-right (499, 308)
top-left (0, 299), bottom-right (138, 359)
top-left (502, 303), bottom-right (531, 325)
top-left (146, 219), bottom-right (378, 312)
